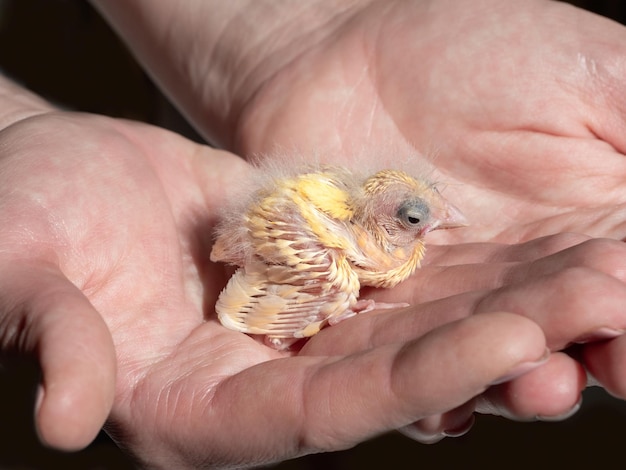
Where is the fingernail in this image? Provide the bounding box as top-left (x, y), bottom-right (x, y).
top-left (489, 348), bottom-right (550, 385)
top-left (573, 327), bottom-right (624, 344)
top-left (443, 415), bottom-right (475, 438)
top-left (537, 397), bottom-right (582, 422)
top-left (35, 385), bottom-right (44, 413)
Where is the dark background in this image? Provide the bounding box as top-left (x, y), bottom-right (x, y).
top-left (1, 1), bottom-right (626, 469)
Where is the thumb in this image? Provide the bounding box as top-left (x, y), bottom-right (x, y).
top-left (0, 260), bottom-right (116, 451)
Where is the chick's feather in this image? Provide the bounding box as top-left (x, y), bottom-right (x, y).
top-left (210, 165), bottom-right (465, 349)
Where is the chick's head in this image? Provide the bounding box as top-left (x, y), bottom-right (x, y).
top-left (355, 169), bottom-right (466, 249)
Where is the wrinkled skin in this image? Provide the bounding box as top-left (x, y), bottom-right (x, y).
top-left (3, 0), bottom-right (626, 468)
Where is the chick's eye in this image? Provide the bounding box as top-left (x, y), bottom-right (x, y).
top-left (397, 199), bottom-right (430, 228)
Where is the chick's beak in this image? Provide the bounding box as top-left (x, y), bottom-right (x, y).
top-left (428, 197), bottom-right (468, 232)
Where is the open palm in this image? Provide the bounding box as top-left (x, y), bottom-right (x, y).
top-left (0, 112), bottom-right (280, 460)
top-left (234, 0), bottom-right (626, 242)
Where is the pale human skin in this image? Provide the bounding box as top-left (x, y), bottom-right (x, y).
top-left (2, 0), bottom-right (626, 468)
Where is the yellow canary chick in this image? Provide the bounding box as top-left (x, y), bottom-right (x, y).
top-left (210, 165), bottom-right (466, 349)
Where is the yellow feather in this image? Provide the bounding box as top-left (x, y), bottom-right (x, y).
top-left (294, 173), bottom-right (354, 220)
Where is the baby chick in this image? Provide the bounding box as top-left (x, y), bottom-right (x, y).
top-left (210, 165), bottom-right (466, 349)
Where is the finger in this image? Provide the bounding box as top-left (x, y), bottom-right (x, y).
top-left (0, 261), bottom-right (116, 451)
top-left (308, 263), bottom-right (626, 357)
top-left (302, 292), bottom-right (479, 356)
top-left (199, 313), bottom-right (546, 460)
top-left (368, 234), bottom-right (598, 304)
top-left (426, 233), bottom-right (591, 266)
top-left (475, 267), bottom-right (626, 350)
top-left (524, 238), bottom-right (626, 283)
top-left (582, 335), bottom-right (626, 399)
top-left (399, 399), bottom-right (476, 444)
top-left (477, 351), bottom-right (586, 420)
top-left (363, 262), bottom-right (511, 304)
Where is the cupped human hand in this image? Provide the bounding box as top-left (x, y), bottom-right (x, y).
top-left (309, 233), bottom-right (626, 437)
top-left (5, 109), bottom-right (626, 468)
top-left (0, 110), bottom-right (249, 452)
top-left (225, 0), bottom-right (626, 432)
